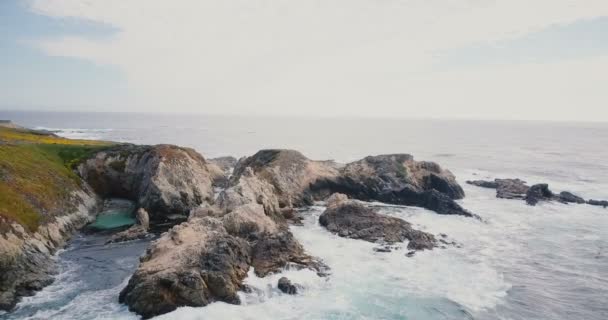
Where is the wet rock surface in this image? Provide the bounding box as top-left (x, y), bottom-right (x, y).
top-left (319, 193), bottom-right (436, 250)
top-left (277, 277), bottom-right (298, 295)
top-left (467, 178), bottom-right (529, 199)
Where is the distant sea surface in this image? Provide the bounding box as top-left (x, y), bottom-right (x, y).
top-left (1, 110), bottom-right (607, 320)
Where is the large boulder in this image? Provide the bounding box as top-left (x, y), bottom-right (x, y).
top-left (558, 191), bottom-right (585, 204)
top-left (319, 193), bottom-right (436, 250)
top-left (118, 217), bottom-right (251, 319)
top-left (79, 144), bottom-right (220, 222)
top-left (230, 150), bottom-right (340, 208)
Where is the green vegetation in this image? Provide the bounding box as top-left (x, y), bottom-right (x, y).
top-left (0, 127), bottom-right (113, 232)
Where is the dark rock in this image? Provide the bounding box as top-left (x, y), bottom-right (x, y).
top-left (467, 178), bottom-right (529, 199)
top-left (311, 154), bottom-right (472, 217)
top-left (378, 186), bottom-right (474, 217)
top-left (558, 191), bottom-right (586, 204)
top-left (406, 251), bottom-right (416, 257)
top-left (525, 184), bottom-right (554, 206)
top-left (588, 199), bottom-right (608, 208)
top-left (319, 194), bottom-right (436, 250)
top-left (277, 277), bottom-right (298, 295)
top-left (373, 246), bottom-right (392, 253)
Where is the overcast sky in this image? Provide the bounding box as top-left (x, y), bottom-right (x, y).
top-left (1, 0), bottom-right (608, 121)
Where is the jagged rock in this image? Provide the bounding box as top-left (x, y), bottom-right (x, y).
top-left (120, 200), bottom-right (323, 318)
top-left (467, 178), bottom-right (529, 199)
top-left (525, 184), bottom-right (554, 206)
top-left (251, 231), bottom-right (324, 277)
top-left (312, 154), bottom-right (472, 217)
top-left (231, 150), bottom-right (340, 208)
top-left (118, 217), bottom-right (251, 319)
top-left (558, 191), bottom-right (586, 204)
top-left (588, 199), bottom-right (608, 208)
top-left (319, 193), bottom-right (436, 250)
top-left (79, 144), bottom-right (219, 223)
top-left (208, 156), bottom-right (238, 188)
top-left (217, 167), bottom-right (283, 221)
top-left (223, 203), bottom-right (279, 241)
top-left (277, 277), bottom-right (298, 295)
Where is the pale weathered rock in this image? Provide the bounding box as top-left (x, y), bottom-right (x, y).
top-left (78, 144), bottom-right (217, 222)
top-left (231, 150), bottom-right (340, 208)
top-left (223, 203), bottom-right (279, 240)
top-left (118, 217), bottom-right (251, 319)
top-left (320, 193), bottom-right (436, 250)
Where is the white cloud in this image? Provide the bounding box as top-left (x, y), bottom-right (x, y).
top-left (25, 0), bottom-right (608, 120)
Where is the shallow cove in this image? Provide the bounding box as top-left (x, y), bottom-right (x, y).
top-left (87, 199), bottom-right (136, 231)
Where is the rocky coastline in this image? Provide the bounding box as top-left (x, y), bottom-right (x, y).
top-left (4, 125), bottom-right (604, 318)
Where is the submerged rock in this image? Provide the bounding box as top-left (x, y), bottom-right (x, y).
top-left (79, 144), bottom-right (220, 223)
top-left (319, 193), bottom-right (436, 250)
top-left (277, 277), bottom-right (298, 295)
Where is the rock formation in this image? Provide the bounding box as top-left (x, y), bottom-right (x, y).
top-left (78, 144), bottom-right (221, 223)
top-left (231, 150), bottom-right (340, 208)
top-left (467, 178), bottom-right (529, 199)
top-left (319, 193), bottom-right (436, 250)
top-left (277, 277), bottom-right (298, 295)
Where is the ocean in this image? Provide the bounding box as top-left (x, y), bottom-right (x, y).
top-left (1, 110), bottom-right (607, 320)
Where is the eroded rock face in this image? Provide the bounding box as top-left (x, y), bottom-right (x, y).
top-left (217, 167), bottom-right (283, 221)
top-left (118, 217), bottom-right (250, 319)
top-left (0, 190), bottom-right (99, 311)
top-left (319, 193), bottom-right (436, 250)
top-left (79, 144), bottom-right (219, 222)
top-left (231, 150), bottom-right (340, 208)
top-left (120, 196), bottom-right (323, 318)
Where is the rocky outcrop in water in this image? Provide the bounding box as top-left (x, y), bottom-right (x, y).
top-left (467, 177), bottom-right (604, 208)
top-left (319, 193), bottom-right (436, 250)
top-left (120, 193), bottom-right (324, 318)
top-left (277, 277), bottom-right (298, 295)
top-left (233, 151), bottom-right (473, 217)
top-left (467, 178), bottom-right (529, 199)
top-left (78, 144), bottom-right (221, 223)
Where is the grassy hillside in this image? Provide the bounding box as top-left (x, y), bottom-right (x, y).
top-left (0, 127), bottom-right (112, 232)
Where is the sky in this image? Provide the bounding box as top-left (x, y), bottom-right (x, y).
top-left (1, 0), bottom-right (608, 121)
